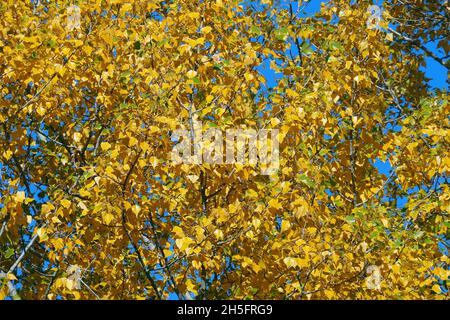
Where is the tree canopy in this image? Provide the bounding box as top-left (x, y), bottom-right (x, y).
top-left (0, 0), bottom-right (449, 299)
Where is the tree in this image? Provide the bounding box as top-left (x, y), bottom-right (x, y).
top-left (0, 0), bottom-right (448, 300)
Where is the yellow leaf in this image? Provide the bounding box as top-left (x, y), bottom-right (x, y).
top-left (52, 238), bottom-right (65, 250)
top-left (73, 40), bottom-right (84, 47)
top-left (172, 226), bottom-right (184, 237)
top-left (325, 289), bottom-right (335, 299)
top-left (187, 175), bottom-right (199, 183)
top-left (271, 118), bottom-right (281, 127)
top-left (186, 70), bottom-right (197, 79)
top-left (66, 279), bottom-right (75, 290)
top-left (192, 260), bottom-right (202, 269)
top-left (283, 257), bottom-right (297, 268)
top-left (37, 228), bottom-right (48, 242)
top-left (281, 220), bottom-right (291, 233)
top-left (201, 26), bottom-right (212, 34)
top-left (140, 141), bottom-right (150, 152)
top-left (381, 218), bottom-right (389, 228)
top-left (247, 189), bottom-right (258, 198)
top-left (128, 136), bottom-right (138, 147)
top-left (432, 284), bottom-right (441, 294)
top-left (73, 132), bottom-right (82, 143)
top-left (229, 203), bottom-right (238, 213)
top-left (132, 204), bottom-right (141, 215)
top-left (54, 278), bottom-right (65, 288)
top-left (244, 72), bottom-right (254, 81)
top-left (61, 199), bottom-right (71, 209)
top-left (93, 204), bottom-right (103, 214)
top-left (176, 237), bottom-right (193, 252)
top-left (101, 142), bottom-right (111, 151)
top-left (295, 258), bottom-right (308, 267)
top-left (102, 212), bottom-right (114, 224)
top-left (268, 198), bottom-right (282, 210)
top-left (42, 203), bottom-right (55, 214)
top-left (206, 95), bottom-right (214, 104)
top-left (214, 229), bottom-right (224, 240)
top-left (345, 60), bottom-right (352, 70)
top-left (6, 273), bottom-right (17, 281)
top-left (120, 3), bottom-right (133, 15)
top-left (286, 88), bottom-right (299, 98)
top-left (14, 191), bottom-right (26, 203)
top-left (83, 46), bottom-right (94, 56)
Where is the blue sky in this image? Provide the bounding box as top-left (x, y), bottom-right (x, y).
top-left (258, 1), bottom-right (447, 204)
top-left (3, 0), bottom-right (447, 300)
top-left (267, 0), bottom-right (447, 89)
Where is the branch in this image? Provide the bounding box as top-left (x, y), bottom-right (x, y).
top-left (388, 27), bottom-right (449, 69)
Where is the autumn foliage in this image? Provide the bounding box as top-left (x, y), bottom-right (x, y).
top-left (0, 0), bottom-right (449, 300)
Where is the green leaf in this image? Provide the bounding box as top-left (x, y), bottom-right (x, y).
top-left (297, 174), bottom-right (314, 188)
top-left (157, 39), bottom-right (169, 47)
top-left (275, 27), bottom-right (289, 41)
top-left (328, 40), bottom-right (343, 51)
top-left (46, 39), bottom-right (57, 48)
top-left (250, 26), bottom-right (261, 35)
top-left (393, 239), bottom-right (403, 248)
top-left (4, 248), bottom-right (14, 259)
top-left (345, 215), bottom-right (356, 224)
top-left (413, 230), bottom-right (424, 239)
top-left (301, 42), bottom-right (314, 55)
